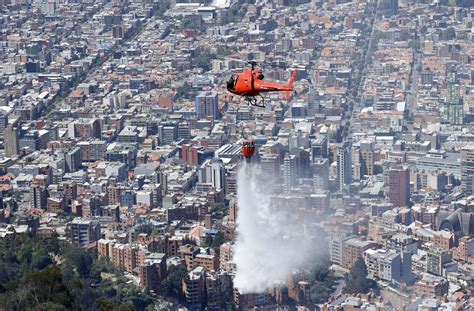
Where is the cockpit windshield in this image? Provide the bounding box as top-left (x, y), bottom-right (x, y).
top-left (227, 75), bottom-right (238, 91)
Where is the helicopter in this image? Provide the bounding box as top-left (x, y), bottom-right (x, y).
top-left (226, 61), bottom-right (298, 107)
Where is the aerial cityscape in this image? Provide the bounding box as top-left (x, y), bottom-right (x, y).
top-left (0, 0), bottom-right (473, 310)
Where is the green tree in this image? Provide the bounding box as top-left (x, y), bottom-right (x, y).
top-left (176, 82), bottom-right (193, 99)
top-left (95, 297), bottom-right (117, 311)
top-left (343, 258), bottom-right (371, 294)
top-left (0, 235), bottom-right (155, 311)
top-left (157, 0), bottom-right (171, 17)
top-left (224, 4), bottom-right (243, 24)
top-left (136, 224), bottom-right (153, 235)
top-left (216, 46), bottom-right (235, 57)
top-left (90, 257), bottom-right (117, 282)
top-left (309, 258), bottom-right (337, 303)
top-left (34, 302), bottom-right (69, 311)
top-left (182, 18), bottom-right (192, 29)
top-left (160, 264), bottom-right (188, 301)
top-left (194, 50), bottom-right (214, 72)
top-left (204, 235), bottom-right (213, 248)
top-left (23, 267), bottom-right (79, 310)
top-left (210, 231), bottom-right (227, 252)
top-left (115, 283), bottom-right (154, 311)
top-left (151, 228), bottom-right (160, 237)
top-left (420, 25), bottom-right (427, 35)
top-left (61, 243), bottom-right (93, 278)
top-left (95, 297), bottom-right (134, 311)
top-left (31, 247), bottom-right (53, 270)
top-left (183, 236), bottom-right (197, 246)
top-left (408, 40), bottom-right (421, 50)
top-left (446, 27), bottom-right (456, 40)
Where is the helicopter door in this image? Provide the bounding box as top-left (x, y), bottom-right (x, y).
top-left (226, 75), bottom-right (238, 91)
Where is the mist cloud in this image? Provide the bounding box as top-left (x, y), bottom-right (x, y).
top-left (233, 163), bottom-right (322, 293)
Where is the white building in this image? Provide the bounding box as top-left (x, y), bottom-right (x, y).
top-left (197, 157), bottom-right (226, 192)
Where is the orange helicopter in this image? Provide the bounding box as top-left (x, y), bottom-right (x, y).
top-left (226, 61), bottom-right (298, 107)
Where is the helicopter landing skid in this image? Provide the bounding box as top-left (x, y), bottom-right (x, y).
top-left (245, 95), bottom-right (265, 108)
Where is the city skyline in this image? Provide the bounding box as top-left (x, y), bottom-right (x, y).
top-left (0, 0), bottom-right (474, 310)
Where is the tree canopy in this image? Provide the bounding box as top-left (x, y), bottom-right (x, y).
top-left (176, 81), bottom-right (193, 99)
top-left (343, 258), bottom-right (371, 294)
top-left (0, 235), bottom-right (155, 311)
top-left (194, 50), bottom-right (214, 72)
top-left (159, 264), bottom-right (188, 301)
top-left (309, 258), bottom-right (337, 304)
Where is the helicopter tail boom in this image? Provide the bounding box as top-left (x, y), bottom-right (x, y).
top-left (285, 68), bottom-right (298, 100)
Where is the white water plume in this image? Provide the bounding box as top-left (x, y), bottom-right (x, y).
top-left (233, 163), bottom-right (322, 293)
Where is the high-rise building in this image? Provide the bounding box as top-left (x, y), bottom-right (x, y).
top-left (19, 130), bottom-right (50, 151)
top-left (65, 147), bottom-right (82, 172)
top-left (291, 148), bottom-right (311, 178)
top-left (360, 140), bottom-right (374, 176)
top-left (389, 166), bottom-right (410, 207)
top-left (30, 182), bottom-right (48, 209)
top-left (289, 131), bottom-right (310, 150)
top-left (112, 25), bottom-right (124, 39)
top-left (183, 266), bottom-right (206, 309)
top-left (206, 271), bottom-right (233, 310)
top-left (4, 122), bottom-right (19, 158)
top-left (352, 140), bottom-right (374, 181)
top-left (352, 145), bottom-right (362, 181)
top-left (443, 72), bottom-right (464, 125)
top-left (420, 70), bottom-right (433, 85)
top-left (70, 218), bottom-right (101, 247)
top-left (426, 247), bottom-right (452, 276)
top-left (415, 273), bottom-right (449, 298)
top-left (307, 89), bottom-right (321, 116)
top-left (260, 153), bottom-right (280, 178)
top-left (461, 145), bottom-right (474, 196)
top-left (158, 123), bottom-right (178, 146)
top-left (342, 238), bottom-right (378, 269)
top-left (25, 60), bottom-right (40, 73)
top-left (194, 254), bottom-right (219, 271)
top-left (179, 244), bottom-right (200, 272)
top-left (49, 200), bottom-right (69, 217)
top-left (363, 249), bottom-right (414, 284)
top-left (281, 154), bottom-right (297, 193)
top-left (453, 237), bottom-right (474, 262)
top-left (181, 143), bottom-right (214, 166)
top-left (197, 157), bottom-right (226, 192)
top-left (77, 140), bottom-right (107, 162)
top-left (329, 233), bottom-right (349, 265)
top-left (139, 253), bottom-right (167, 292)
top-left (380, 0), bottom-right (398, 14)
top-left (105, 142), bottom-right (138, 169)
top-left (195, 91), bottom-right (219, 119)
top-left (312, 158), bottom-right (329, 191)
top-left (219, 242), bottom-right (235, 271)
top-left (0, 112), bottom-right (8, 133)
top-left (310, 135), bottom-right (328, 161)
top-left (68, 118), bottom-right (101, 140)
top-left (335, 141), bottom-right (352, 191)
top-left (177, 121), bottom-right (191, 140)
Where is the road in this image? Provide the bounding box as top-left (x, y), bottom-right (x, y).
top-left (344, 0), bottom-right (380, 140)
top-left (406, 48), bottom-right (422, 119)
top-left (329, 279), bottom-right (346, 305)
top-left (357, 0), bottom-right (380, 102)
top-left (333, 279), bottom-right (345, 297)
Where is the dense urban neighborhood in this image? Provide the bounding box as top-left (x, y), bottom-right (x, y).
top-left (0, 0), bottom-right (474, 310)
